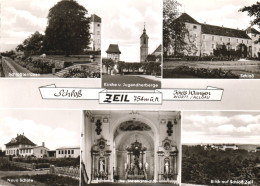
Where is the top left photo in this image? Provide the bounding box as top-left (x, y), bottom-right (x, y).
top-left (0, 0), bottom-right (101, 78)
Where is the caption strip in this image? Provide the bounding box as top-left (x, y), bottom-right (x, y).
top-left (39, 85), bottom-right (224, 104)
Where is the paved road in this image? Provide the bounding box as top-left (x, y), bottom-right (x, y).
top-left (4, 58), bottom-right (31, 74)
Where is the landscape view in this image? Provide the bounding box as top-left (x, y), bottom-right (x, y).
top-left (182, 111), bottom-right (260, 185)
top-left (163, 0), bottom-right (260, 79)
top-left (0, 0), bottom-right (101, 78)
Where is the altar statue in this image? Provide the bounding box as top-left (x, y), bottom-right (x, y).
top-left (99, 159), bottom-right (105, 172)
top-left (139, 162), bottom-right (142, 170)
top-left (124, 162), bottom-right (128, 171)
top-left (165, 161), bottom-right (169, 173)
top-left (145, 162), bottom-right (149, 170)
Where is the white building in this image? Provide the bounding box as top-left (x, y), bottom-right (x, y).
top-left (56, 146), bottom-right (80, 158)
top-left (5, 133), bottom-right (49, 158)
top-left (81, 110), bottom-right (181, 184)
top-left (89, 14), bottom-right (101, 51)
top-left (171, 13), bottom-right (260, 57)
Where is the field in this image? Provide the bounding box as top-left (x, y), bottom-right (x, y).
top-left (163, 60), bottom-right (260, 79)
top-left (102, 75), bottom-right (161, 90)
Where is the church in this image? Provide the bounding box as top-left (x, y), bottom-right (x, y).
top-left (81, 110), bottom-right (181, 184)
top-left (170, 13), bottom-right (260, 57)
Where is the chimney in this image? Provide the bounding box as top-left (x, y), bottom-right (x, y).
top-left (42, 142), bottom-right (45, 147)
top-left (17, 134), bottom-right (18, 137)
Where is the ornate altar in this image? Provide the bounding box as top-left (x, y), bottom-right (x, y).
top-left (91, 137), bottom-right (111, 180)
top-left (157, 138), bottom-right (178, 181)
top-left (124, 140), bottom-right (148, 180)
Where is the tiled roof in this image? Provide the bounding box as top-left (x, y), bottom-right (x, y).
top-left (178, 13), bottom-right (253, 39)
top-left (152, 44), bottom-right (162, 54)
top-left (246, 27), bottom-right (260, 34)
top-left (5, 134), bottom-right (36, 147)
top-left (176, 13), bottom-right (200, 24)
top-left (201, 24), bottom-right (251, 39)
top-left (91, 14), bottom-right (101, 23)
top-left (106, 44), bottom-right (121, 54)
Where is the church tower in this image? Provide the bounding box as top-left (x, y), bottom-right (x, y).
top-left (140, 24), bottom-right (149, 62)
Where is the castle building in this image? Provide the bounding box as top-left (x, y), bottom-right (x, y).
top-left (81, 110), bottom-right (181, 184)
top-left (89, 14), bottom-right (101, 51)
top-left (106, 44), bottom-right (121, 62)
top-left (172, 13), bottom-right (260, 57)
top-left (5, 133), bottom-right (49, 158)
top-left (140, 25), bottom-right (149, 62)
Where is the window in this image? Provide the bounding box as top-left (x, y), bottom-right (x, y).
top-left (242, 40), bottom-right (244, 43)
top-left (237, 39), bottom-right (239, 43)
top-left (71, 150), bottom-right (74, 154)
top-left (29, 149), bottom-right (31, 153)
top-left (68, 150), bottom-right (70, 154)
top-left (97, 31), bottom-right (100, 35)
top-left (65, 150), bottom-right (67, 154)
top-left (247, 40), bottom-right (249, 44)
top-left (59, 150), bottom-right (60, 154)
top-left (97, 24), bottom-right (100, 27)
top-left (193, 25), bottom-right (197, 29)
top-left (203, 35), bottom-right (205, 40)
top-left (41, 150), bottom-right (43, 154)
top-left (212, 36), bottom-right (214, 41)
top-left (62, 150), bottom-right (64, 154)
top-left (228, 38), bottom-right (231, 42)
top-left (212, 44), bottom-right (215, 49)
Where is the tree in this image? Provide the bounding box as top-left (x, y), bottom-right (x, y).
top-left (43, 0), bottom-right (90, 56)
top-left (16, 31), bottom-right (44, 55)
top-left (240, 2), bottom-right (260, 28)
top-left (163, 0), bottom-right (196, 57)
top-left (102, 58), bottom-right (115, 75)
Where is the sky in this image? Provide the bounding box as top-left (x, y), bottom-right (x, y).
top-left (0, 0), bottom-right (162, 62)
top-left (100, 0), bottom-right (162, 62)
top-left (0, 109), bottom-right (81, 151)
top-left (178, 0), bottom-right (257, 30)
top-left (0, 0), bottom-right (102, 52)
top-left (182, 111), bottom-right (260, 145)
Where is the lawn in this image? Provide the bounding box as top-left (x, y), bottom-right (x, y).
top-left (163, 60), bottom-right (260, 79)
top-left (102, 75), bottom-right (161, 90)
top-left (2, 174), bottom-right (79, 186)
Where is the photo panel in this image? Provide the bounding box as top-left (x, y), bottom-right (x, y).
top-left (182, 111), bottom-right (260, 185)
top-left (81, 110), bottom-right (181, 185)
top-left (100, 0), bottom-right (162, 90)
top-left (0, 0), bottom-right (101, 78)
top-left (163, 0), bottom-right (260, 79)
top-left (0, 109), bottom-right (81, 186)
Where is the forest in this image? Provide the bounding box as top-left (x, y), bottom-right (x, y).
top-left (182, 145), bottom-right (260, 185)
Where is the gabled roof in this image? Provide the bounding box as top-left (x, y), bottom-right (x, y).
top-left (91, 14), bottom-right (101, 23)
top-left (5, 134), bottom-right (36, 147)
top-left (152, 44), bottom-right (162, 54)
top-left (176, 13), bottom-right (200, 24)
top-left (106, 44), bottom-right (121, 54)
top-left (178, 13), bottom-right (252, 39)
top-left (201, 24), bottom-right (251, 39)
top-left (246, 27), bottom-right (260, 34)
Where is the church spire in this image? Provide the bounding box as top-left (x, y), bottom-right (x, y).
top-left (143, 22), bottom-right (146, 33)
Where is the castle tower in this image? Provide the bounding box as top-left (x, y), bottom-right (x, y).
top-left (140, 24), bottom-right (149, 62)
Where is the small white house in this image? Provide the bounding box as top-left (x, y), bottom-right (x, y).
top-left (56, 146), bottom-right (80, 158)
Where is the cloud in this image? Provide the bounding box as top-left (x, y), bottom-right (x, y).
top-left (183, 112), bottom-right (260, 144)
